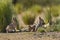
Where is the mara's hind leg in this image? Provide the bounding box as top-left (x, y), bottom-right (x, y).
top-left (33, 25), bottom-right (36, 32)
top-left (6, 26), bottom-right (9, 33)
top-left (29, 25), bottom-right (32, 32)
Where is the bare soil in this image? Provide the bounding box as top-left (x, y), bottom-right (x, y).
top-left (0, 32), bottom-right (60, 40)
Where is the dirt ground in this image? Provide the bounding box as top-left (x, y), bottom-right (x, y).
top-left (0, 32), bottom-right (60, 40)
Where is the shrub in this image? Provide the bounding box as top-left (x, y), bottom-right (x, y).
top-left (51, 6), bottom-right (59, 17)
top-left (22, 12), bottom-right (35, 25)
top-left (45, 7), bottom-right (51, 23)
top-left (28, 5), bottom-right (42, 14)
top-left (52, 19), bottom-right (60, 32)
top-left (0, 0), bottom-right (13, 32)
top-left (37, 27), bottom-right (45, 32)
top-left (13, 3), bottom-right (23, 14)
top-left (37, 26), bottom-right (52, 32)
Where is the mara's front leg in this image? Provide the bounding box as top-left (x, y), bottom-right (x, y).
top-left (6, 25), bottom-right (9, 33)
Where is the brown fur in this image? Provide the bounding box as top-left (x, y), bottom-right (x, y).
top-left (6, 17), bottom-right (17, 33)
top-left (29, 17), bottom-right (45, 32)
top-left (29, 25), bottom-right (36, 32)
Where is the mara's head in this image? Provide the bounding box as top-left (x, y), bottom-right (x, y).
top-left (39, 17), bottom-right (45, 25)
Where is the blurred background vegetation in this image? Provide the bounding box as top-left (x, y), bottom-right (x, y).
top-left (0, 0), bottom-right (60, 32)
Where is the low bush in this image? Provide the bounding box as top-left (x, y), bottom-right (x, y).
top-left (13, 3), bottom-right (23, 14)
top-left (51, 6), bottom-right (59, 17)
top-left (52, 19), bottom-right (60, 32)
top-left (22, 12), bottom-right (35, 25)
top-left (37, 27), bottom-right (45, 32)
top-left (28, 5), bottom-right (42, 14)
top-left (0, 0), bottom-right (13, 32)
